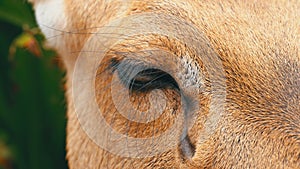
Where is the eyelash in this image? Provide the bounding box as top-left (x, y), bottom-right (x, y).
top-left (128, 68), bottom-right (179, 92)
top-left (113, 59), bottom-right (179, 92)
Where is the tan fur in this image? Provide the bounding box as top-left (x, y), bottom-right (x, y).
top-left (30, 0), bottom-right (300, 168)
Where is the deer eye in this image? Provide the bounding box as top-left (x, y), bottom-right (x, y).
top-left (128, 68), bottom-right (179, 91)
top-left (115, 60), bottom-right (179, 92)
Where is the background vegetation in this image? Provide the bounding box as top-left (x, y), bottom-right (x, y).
top-left (0, 0), bottom-right (68, 169)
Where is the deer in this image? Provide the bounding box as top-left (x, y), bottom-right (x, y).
top-left (29, 0), bottom-right (299, 168)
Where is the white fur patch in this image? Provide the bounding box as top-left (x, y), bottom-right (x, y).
top-left (35, 0), bottom-right (67, 47)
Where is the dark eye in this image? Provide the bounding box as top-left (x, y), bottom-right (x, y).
top-left (115, 60), bottom-right (179, 92)
top-left (128, 68), bottom-right (179, 91)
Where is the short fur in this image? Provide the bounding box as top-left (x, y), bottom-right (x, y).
top-left (30, 0), bottom-right (300, 168)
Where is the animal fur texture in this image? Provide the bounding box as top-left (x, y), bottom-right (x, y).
top-left (29, 0), bottom-right (299, 168)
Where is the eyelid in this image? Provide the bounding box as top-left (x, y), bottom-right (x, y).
top-left (115, 60), bottom-right (179, 92)
top-left (130, 70), bottom-right (179, 92)
top-left (115, 59), bottom-right (150, 85)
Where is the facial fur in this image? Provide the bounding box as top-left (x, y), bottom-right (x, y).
top-left (30, 0), bottom-right (300, 168)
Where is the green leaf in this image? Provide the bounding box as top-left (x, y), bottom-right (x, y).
top-left (0, 1), bottom-right (68, 169)
top-left (0, 0), bottom-right (36, 27)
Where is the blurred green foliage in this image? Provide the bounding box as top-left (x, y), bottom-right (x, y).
top-left (0, 0), bottom-right (68, 169)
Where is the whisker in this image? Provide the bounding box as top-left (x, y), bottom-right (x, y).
top-left (39, 24), bottom-right (144, 41)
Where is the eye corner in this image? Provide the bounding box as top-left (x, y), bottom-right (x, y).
top-left (107, 57), bottom-right (121, 72)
